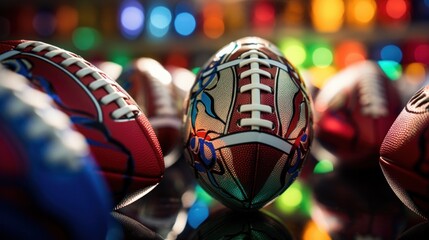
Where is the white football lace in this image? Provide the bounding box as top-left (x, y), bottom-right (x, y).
top-left (238, 49), bottom-right (273, 130)
top-left (150, 75), bottom-right (177, 117)
top-left (16, 41), bottom-right (139, 120)
top-left (359, 73), bottom-right (388, 118)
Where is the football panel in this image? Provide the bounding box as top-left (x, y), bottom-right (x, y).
top-left (380, 157), bottom-right (429, 219)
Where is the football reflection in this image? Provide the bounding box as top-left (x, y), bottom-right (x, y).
top-left (186, 207), bottom-right (293, 240)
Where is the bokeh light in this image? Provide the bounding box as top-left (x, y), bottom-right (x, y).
top-left (404, 62), bottom-right (427, 83)
top-left (313, 160), bottom-right (334, 174)
top-left (378, 0), bottom-right (411, 25)
top-left (302, 220), bottom-right (332, 240)
top-left (174, 12), bottom-right (196, 36)
top-left (334, 41), bottom-right (367, 68)
top-left (119, 0), bottom-right (145, 39)
top-left (202, 2), bottom-right (224, 39)
top-left (148, 5), bottom-right (172, 38)
top-left (378, 60), bottom-right (403, 80)
top-left (380, 44), bottom-right (403, 63)
top-left (311, 0), bottom-right (345, 32)
top-left (414, 43), bottom-right (429, 64)
top-left (252, 1), bottom-right (275, 33)
top-left (72, 27), bottom-right (101, 51)
top-left (282, 0), bottom-right (306, 26)
top-left (278, 38), bottom-right (307, 68)
top-left (308, 66), bottom-right (337, 88)
top-left (195, 184), bottom-right (214, 206)
top-left (191, 67), bottom-right (201, 75)
top-left (109, 49), bottom-right (132, 67)
top-left (56, 5), bottom-right (79, 37)
top-left (224, 1), bottom-right (246, 30)
top-left (346, 0), bottom-right (376, 28)
top-left (275, 182), bottom-right (303, 214)
top-left (310, 43), bottom-right (334, 67)
top-left (187, 200), bottom-right (209, 229)
top-left (386, 0), bottom-right (408, 19)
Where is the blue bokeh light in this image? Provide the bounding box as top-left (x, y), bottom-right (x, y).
top-left (187, 200), bottom-right (209, 229)
top-left (148, 23), bottom-right (169, 38)
top-left (150, 6), bottom-right (172, 29)
top-left (148, 6), bottom-right (172, 38)
top-left (380, 44), bottom-right (403, 63)
top-left (119, 0), bottom-right (144, 39)
top-left (174, 12), bottom-right (196, 36)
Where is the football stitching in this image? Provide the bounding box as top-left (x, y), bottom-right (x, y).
top-left (15, 41), bottom-right (139, 120)
top-left (406, 88), bottom-right (429, 113)
top-left (358, 72), bottom-right (388, 118)
top-left (237, 49), bottom-right (274, 130)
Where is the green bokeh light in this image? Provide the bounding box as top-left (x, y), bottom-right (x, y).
top-left (109, 49), bottom-right (132, 67)
top-left (378, 60), bottom-right (402, 81)
top-left (191, 67), bottom-right (201, 75)
top-left (195, 184), bottom-right (214, 205)
top-left (275, 181), bottom-right (312, 215)
top-left (312, 47), bottom-right (333, 67)
top-left (278, 38), bottom-right (307, 67)
top-left (313, 159), bottom-right (334, 174)
top-left (72, 27), bottom-right (100, 51)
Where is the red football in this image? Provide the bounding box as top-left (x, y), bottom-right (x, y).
top-left (314, 60), bottom-right (402, 168)
top-left (183, 36), bottom-right (314, 211)
top-left (0, 40), bottom-right (164, 209)
top-left (380, 85), bottom-right (429, 220)
top-left (117, 58), bottom-right (183, 168)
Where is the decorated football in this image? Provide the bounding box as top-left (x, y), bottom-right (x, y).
top-left (314, 60), bottom-right (402, 168)
top-left (380, 84), bottom-right (429, 220)
top-left (117, 58), bottom-right (183, 168)
top-left (0, 67), bottom-right (117, 239)
top-left (0, 40), bottom-right (165, 209)
top-left (182, 36), bottom-right (313, 211)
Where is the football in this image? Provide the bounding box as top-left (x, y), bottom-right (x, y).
top-left (182, 36), bottom-right (314, 211)
top-left (0, 67), bottom-right (116, 239)
top-left (379, 84), bottom-right (429, 220)
top-left (0, 40), bottom-right (165, 209)
top-left (117, 58), bottom-right (183, 168)
top-left (313, 60), bottom-right (402, 168)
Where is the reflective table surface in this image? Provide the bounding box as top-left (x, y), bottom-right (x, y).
top-left (114, 155), bottom-right (427, 240)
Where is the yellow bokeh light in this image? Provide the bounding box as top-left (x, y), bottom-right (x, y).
top-left (311, 0), bottom-right (345, 32)
top-left (404, 62), bottom-right (426, 83)
top-left (278, 38), bottom-right (307, 67)
top-left (354, 0), bottom-right (376, 24)
top-left (302, 220), bottom-right (332, 240)
top-left (308, 66), bottom-right (337, 89)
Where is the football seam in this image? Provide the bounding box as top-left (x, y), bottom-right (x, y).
top-left (237, 49), bottom-right (274, 130)
top-left (15, 40), bottom-right (140, 121)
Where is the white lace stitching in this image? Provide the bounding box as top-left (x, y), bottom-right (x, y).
top-left (238, 49), bottom-right (273, 130)
top-left (16, 41), bottom-right (138, 119)
top-left (359, 73), bottom-right (388, 118)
